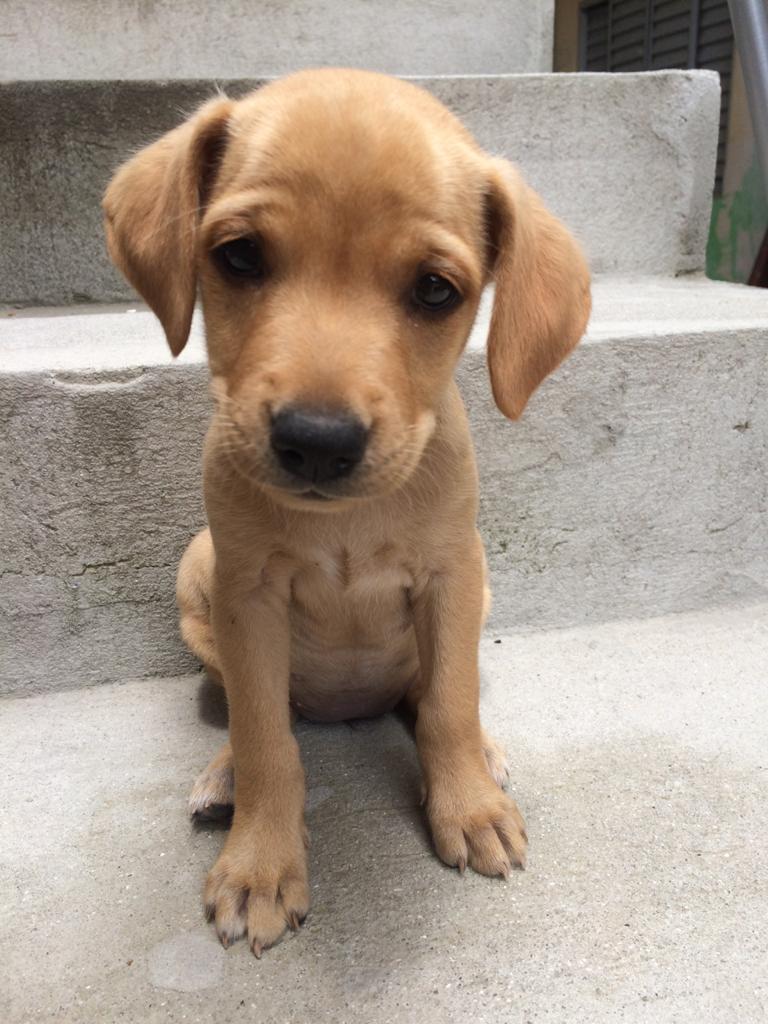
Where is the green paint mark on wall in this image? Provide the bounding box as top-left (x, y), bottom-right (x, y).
top-left (707, 155), bottom-right (768, 282)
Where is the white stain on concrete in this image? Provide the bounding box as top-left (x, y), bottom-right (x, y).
top-left (147, 931), bottom-right (225, 992)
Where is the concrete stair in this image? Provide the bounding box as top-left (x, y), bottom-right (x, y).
top-left (0, 0), bottom-right (555, 79)
top-left (0, 72), bottom-right (719, 305)
top-left (3, 276), bottom-right (768, 694)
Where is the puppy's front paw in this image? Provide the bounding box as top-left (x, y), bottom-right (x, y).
top-left (204, 821), bottom-right (310, 957)
top-left (427, 776), bottom-right (527, 878)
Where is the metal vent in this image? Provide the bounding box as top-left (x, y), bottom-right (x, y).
top-left (580, 0), bottom-right (733, 194)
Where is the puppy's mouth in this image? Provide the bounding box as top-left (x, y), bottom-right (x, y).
top-left (231, 451), bottom-right (422, 509)
top-left (264, 474), bottom-right (385, 510)
top-left (275, 482), bottom-right (365, 507)
top-left (298, 488), bottom-right (333, 502)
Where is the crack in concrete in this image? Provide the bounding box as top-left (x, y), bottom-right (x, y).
top-left (68, 558), bottom-right (133, 578)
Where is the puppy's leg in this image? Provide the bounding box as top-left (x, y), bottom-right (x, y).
top-left (189, 709), bottom-right (302, 821)
top-left (178, 535), bottom-right (300, 824)
top-left (412, 531), bottom-right (527, 877)
top-left (478, 564), bottom-right (511, 788)
top-left (204, 569), bottom-right (309, 956)
top-left (406, 543), bottom-right (510, 793)
top-left (404, 686), bottom-right (511, 791)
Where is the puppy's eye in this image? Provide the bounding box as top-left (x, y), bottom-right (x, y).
top-left (412, 273), bottom-right (460, 312)
top-left (212, 237), bottom-right (266, 280)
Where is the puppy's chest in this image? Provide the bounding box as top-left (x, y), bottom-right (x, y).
top-left (287, 540), bottom-right (418, 722)
top-left (290, 540), bottom-right (413, 624)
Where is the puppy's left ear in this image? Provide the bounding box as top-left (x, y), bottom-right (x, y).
top-left (103, 96), bottom-right (234, 356)
top-left (485, 159), bottom-right (591, 420)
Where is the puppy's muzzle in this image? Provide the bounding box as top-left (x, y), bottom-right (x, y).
top-left (270, 407), bottom-right (368, 486)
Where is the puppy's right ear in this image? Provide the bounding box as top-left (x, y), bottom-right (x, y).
top-left (103, 96), bottom-right (234, 356)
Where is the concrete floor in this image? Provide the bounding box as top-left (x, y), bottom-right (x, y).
top-left (2, 604), bottom-right (768, 1023)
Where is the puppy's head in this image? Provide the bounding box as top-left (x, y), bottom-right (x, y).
top-left (104, 70), bottom-right (590, 510)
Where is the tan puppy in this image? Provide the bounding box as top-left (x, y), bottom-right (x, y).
top-left (104, 68), bottom-right (590, 957)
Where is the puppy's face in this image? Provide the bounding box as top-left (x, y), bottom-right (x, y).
top-left (199, 82), bottom-right (489, 508)
top-left (104, 71), bottom-right (591, 510)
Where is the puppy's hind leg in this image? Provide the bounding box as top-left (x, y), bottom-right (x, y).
top-left (177, 528), bottom-right (223, 684)
top-left (177, 529), bottom-right (234, 819)
top-left (189, 742), bottom-right (234, 821)
top-left (481, 729), bottom-right (511, 790)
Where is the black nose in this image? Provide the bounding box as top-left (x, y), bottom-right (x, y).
top-left (270, 407), bottom-right (368, 484)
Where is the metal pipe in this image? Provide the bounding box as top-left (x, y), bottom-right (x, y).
top-left (728, 0), bottom-right (768, 182)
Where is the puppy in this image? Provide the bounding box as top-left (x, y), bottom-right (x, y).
top-left (103, 68), bottom-right (590, 957)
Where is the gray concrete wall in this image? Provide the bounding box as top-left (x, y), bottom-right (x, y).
top-left (0, 0), bottom-right (555, 79)
top-left (0, 72), bottom-right (720, 307)
top-left (3, 277), bottom-right (768, 695)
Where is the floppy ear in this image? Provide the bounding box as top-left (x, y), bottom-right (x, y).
top-left (485, 159), bottom-right (591, 420)
top-left (103, 96), bottom-right (234, 356)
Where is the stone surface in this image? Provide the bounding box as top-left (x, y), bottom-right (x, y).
top-left (2, 276), bottom-right (768, 695)
top-left (0, 0), bottom-right (555, 79)
top-left (0, 71), bottom-right (720, 306)
top-left (2, 606), bottom-right (767, 1023)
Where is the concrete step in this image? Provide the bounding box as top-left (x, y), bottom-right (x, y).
top-left (2, 605), bottom-right (767, 1023)
top-left (0, 71), bottom-right (719, 306)
top-left (0, 0), bottom-right (555, 80)
top-left (3, 275), bottom-right (768, 696)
